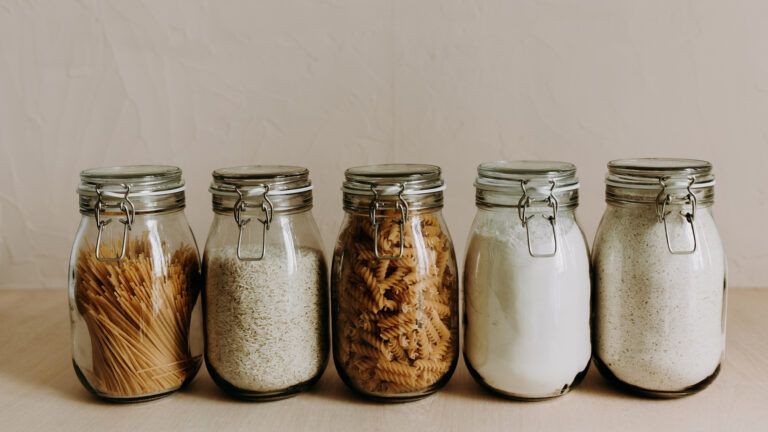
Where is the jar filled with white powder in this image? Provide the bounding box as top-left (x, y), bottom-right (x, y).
top-left (203, 166), bottom-right (328, 400)
top-left (593, 158), bottom-right (726, 397)
top-left (464, 161), bottom-right (591, 400)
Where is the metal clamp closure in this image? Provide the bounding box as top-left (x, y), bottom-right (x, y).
top-left (656, 177), bottom-right (697, 255)
top-left (518, 180), bottom-right (558, 258)
top-left (368, 183), bottom-right (409, 260)
top-left (234, 185), bottom-right (274, 261)
top-left (94, 184), bottom-right (135, 262)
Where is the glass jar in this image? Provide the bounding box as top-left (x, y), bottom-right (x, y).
top-left (203, 166), bottom-right (329, 400)
top-left (593, 158), bottom-right (727, 397)
top-left (463, 161), bottom-right (591, 400)
top-left (68, 165), bottom-right (203, 402)
top-left (331, 164), bottom-right (459, 401)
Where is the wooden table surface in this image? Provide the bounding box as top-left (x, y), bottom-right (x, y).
top-left (1, 289), bottom-right (766, 432)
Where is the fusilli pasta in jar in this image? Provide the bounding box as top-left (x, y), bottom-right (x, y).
top-left (331, 164), bottom-right (459, 401)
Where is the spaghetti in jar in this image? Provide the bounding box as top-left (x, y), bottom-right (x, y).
top-left (69, 165), bottom-right (203, 402)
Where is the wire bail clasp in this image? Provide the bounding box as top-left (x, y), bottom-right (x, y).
top-left (518, 180), bottom-right (559, 258)
top-left (94, 184), bottom-right (135, 262)
top-left (234, 185), bottom-right (273, 261)
top-left (656, 177), bottom-right (697, 255)
top-left (369, 183), bottom-right (409, 260)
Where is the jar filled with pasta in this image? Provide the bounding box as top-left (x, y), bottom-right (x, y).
top-left (331, 164), bottom-right (459, 401)
top-left (203, 166), bottom-right (329, 400)
top-left (68, 166), bottom-right (203, 402)
top-left (593, 158), bottom-right (727, 397)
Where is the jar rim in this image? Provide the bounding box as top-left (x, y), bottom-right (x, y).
top-left (77, 165), bottom-right (186, 214)
top-left (78, 165), bottom-right (184, 195)
top-left (478, 160), bottom-right (576, 179)
top-left (475, 160), bottom-right (578, 189)
top-left (210, 165), bottom-right (311, 196)
top-left (212, 165), bottom-right (308, 182)
top-left (606, 158), bottom-right (715, 192)
top-left (342, 164), bottom-right (445, 212)
top-left (80, 164), bottom-right (180, 180)
top-left (342, 163), bottom-right (445, 196)
top-left (608, 158), bottom-right (711, 173)
top-left (345, 163), bottom-right (440, 181)
top-left (605, 158), bottom-right (715, 205)
top-left (474, 160), bottom-right (579, 208)
top-left (209, 165), bottom-right (313, 214)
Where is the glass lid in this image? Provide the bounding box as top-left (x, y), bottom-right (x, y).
top-left (78, 165), bottom-right (184, 195)
top-left (476, 160), bottom-right (578, 188)
top-left (474, 160), bottom-right (580, 209)
top-left (343, 163), bottom-right (444, 195)
top-left (606, 158), bottom-right (715, 189)
top-left (210, 165), bottom-right (311, 195)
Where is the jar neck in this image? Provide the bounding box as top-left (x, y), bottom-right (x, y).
top-left (478, 205), bottom-right (576, 216)
top-left (212, 191), bottom-right (313, 215)
top-left (606, 184), bottom-right (714, 206)
top-left (343, 191), bottom-right (444, 214)
top-left (476, 189), bottom-right (578, 210)
top-left (78, 191), bottom-right (185, 215)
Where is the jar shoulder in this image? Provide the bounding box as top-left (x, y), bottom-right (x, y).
top-left (204, 210), bottom-right (326, 258)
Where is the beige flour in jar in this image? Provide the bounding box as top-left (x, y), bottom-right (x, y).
top-left (593, 205), bottom-right (726, 391)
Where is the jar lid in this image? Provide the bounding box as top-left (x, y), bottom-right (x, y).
top-left (209, 165), bottom-right (313, 213)
top-left (606, 158), bottom-right (715, 188)
top-left (78, 165), bottom-right (186, 213)
top-left (474, 160), bottom-right (580, 208)
top-left (343, 164), bottom-right (444, 194)
top-left (79, 165), bottom-right (184, 194)
top-left (210, 165), bottom-right (312, 195)
top-left (605, 158), bottom-right (715, 204)
top-left (342, 164), bottom-right (445, 211)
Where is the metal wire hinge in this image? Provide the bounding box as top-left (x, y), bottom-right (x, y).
top-left (94, 184), bottom-right (135, 262)
top-left (234, 185), bottom-right (273, 261)
top-left (369, 183), bottom-right (408, 260)
top-left (518, 180), bottom-right (559, 258)
top-left (656, 176), bottom-right (697, 255)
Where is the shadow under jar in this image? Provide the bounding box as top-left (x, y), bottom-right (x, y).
top-left (592, 158), bottom-right (727, 398)
top-left (203, 166), bottom-right (329, 401)
top-left (68, 165), bottom-right (203, 402)
top-left (331, 164), bottom-right (459, 402)
top-left (463, 161), bottom-right (592, 400)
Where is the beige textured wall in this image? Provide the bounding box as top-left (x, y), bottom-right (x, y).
top-left (0, 0), bottom-right (766, 288)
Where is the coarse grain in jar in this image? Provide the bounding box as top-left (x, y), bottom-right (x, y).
top-left (331, 164), bottom-right (459, 401)
top-left (203, 166), bottom-right (328, 400)
top-left (464, 161), bottom-right (591, 399)
top-left (592, 158), bottom-right (727, 397)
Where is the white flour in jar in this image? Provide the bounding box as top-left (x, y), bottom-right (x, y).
top-left (594, 206), bottom-right (726, 391)
top-left (464, 211), bottom-right (591, 397)
top-left (204, 247), bottom-right (326, 392)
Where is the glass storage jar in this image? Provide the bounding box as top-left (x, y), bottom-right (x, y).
top-left (463, 161), bottom-right (591, 400)
top-left (331, 164), bottom-right (459, 401)
top-left (68, 165), bottom-right (203, 402)
top-left (592, 158), bottom-right (727, 397)
top-left (203, 166), bottom-right (328, 400)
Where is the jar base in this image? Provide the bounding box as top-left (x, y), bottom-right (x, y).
top-left (73, 359), bottom-right (200, 403)
top-left (593, 354), bottom-right (721, 398)
top-left (332, 354), bottom-right (458, 403)
top-left (464, 354), bottom-right (590, 401)
top-left (205, 357), bottom-right (327, 401)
